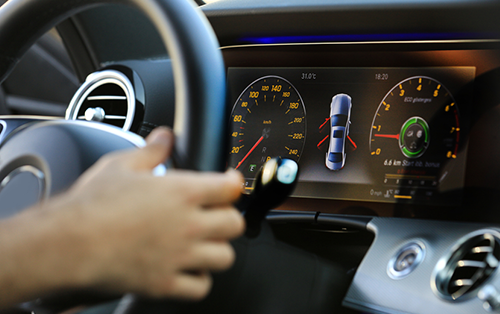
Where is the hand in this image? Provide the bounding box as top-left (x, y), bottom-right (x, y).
top-left (0, 127), bottom-right (245, 306)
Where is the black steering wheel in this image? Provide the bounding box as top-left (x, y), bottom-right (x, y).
top-left (0, 0), bottom-right (226, 212)
top-left (0, 0), bottom-right (227, 310)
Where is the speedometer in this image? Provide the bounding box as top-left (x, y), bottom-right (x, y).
top-left (228, 76), bottom-right (306, 188)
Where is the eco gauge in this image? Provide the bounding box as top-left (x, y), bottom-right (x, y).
top-left (370, 76), bottom-right (460, 161)
top-left (228, 76), bottom-right (306, 186)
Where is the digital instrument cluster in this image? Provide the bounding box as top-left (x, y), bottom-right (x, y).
top-left (227, 67), bottom-right (475, 205)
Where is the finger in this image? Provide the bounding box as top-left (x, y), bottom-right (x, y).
top-left (197, 208), bottom-right (245, 240)
top-left (173, 169), bottom-right (243, 206)
top-left (167, 271), bottom-right (212, 300)
top-left (126, 127), bottom-right (174, 171)
top-left (184, 242), bottom-right (236, 271)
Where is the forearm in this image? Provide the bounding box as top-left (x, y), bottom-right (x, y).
top-left (0, 200), bottom-right (85, 307)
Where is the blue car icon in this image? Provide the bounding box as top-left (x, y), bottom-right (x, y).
top-left (326, 94), bottom-right (352, 171)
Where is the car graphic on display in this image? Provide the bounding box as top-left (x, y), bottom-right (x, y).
top-left (326, 94), bottom-right (352, 171)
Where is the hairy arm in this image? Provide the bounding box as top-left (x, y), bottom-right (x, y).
top-left (0, 128), bottom-right (245, 307)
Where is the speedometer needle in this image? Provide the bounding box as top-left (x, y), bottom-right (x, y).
top-left (235, 136), bottom-right (264, 170)
top-left (374, 134), bottom-right (400, 140)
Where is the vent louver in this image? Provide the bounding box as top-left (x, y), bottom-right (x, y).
top-left (433, 230), bottom-right (500, 301)
top-left (66, 70), bottom-right (136, 131)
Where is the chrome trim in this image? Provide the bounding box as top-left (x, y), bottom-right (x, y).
top-left (49, 120), bottom-right (145, 148)
top-left (0, 119), bottom-right (7, 139)
top-left (387, 241), bottom-right (426, 280)
top-left (87, 95), bottom-right (127, 101)
top-left (66, 70), bottom-right (136, 131)
top-left (102, 115), bottom-right (126, 120)
top-left (220, 39), bottom-right (500, 50)
top-left (431, 229), bottom-right (500, 302)
top-left (0, 115), bottom-right (60, 120)
top-left (77, 115), bottom-right (126, 120)
top-left (0, 165), bottom-right (45, 200)
top-left (0, 117), bottom-right (62, 144)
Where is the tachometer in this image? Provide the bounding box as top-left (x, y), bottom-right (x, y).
top-left (228, 76), bottom-right (306, 188)
top-left (369, 76), bottom-right (460, 200)
top-left (370, 76), bottom-right (459, 160)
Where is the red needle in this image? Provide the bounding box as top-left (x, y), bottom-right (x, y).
top-left (235, 136), bottom-right (264, 170)
top-left (374, 134), bottom-right (400, 140)
top-left (347, 135), bottom-right (357, 150)
top-left (319, 117), bottom-right (331, 130)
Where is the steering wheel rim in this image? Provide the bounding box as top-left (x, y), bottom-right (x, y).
top-left (0, 0), bottom-right (227, 172)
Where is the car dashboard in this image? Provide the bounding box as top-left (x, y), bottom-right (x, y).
top-left (6, 0), bottom-right (500, 313)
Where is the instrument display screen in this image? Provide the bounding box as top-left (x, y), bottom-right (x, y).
top-left (227, 67), bottom-right (475, 205)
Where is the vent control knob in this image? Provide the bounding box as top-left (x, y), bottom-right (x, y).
top-left (84, 107), bottom-right (105, 122)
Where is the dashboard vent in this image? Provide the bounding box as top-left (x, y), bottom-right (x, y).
top-left (66, 70), bottom-right (136, 131)
top-left (433, 230), bottom-right (500, 301)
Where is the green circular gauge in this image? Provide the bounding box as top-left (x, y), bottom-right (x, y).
top-left (399, 117), bottom-right (430, 158)
top-left (227, 76), bottom-right (306, 184)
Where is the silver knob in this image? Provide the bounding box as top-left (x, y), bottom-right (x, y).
top-left (84, 107), bottom-right (105, 122)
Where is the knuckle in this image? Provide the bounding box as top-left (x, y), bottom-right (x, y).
top-left (217, 244), bottom-right (236, 270)
top-left (193, 274), bottom-right (212, 300)
top-left (184, 216), bottom-right (206, 239)
top-left (99, 150), bottom-right (131, 168)
top-left (227, 209), bottom-right (245, 237)
top-left (151, 277), bottom-right (176, 297)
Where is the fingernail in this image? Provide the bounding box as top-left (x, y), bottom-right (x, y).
top-left (146, 127), bottom-right (172, 145)
top-left (226, 168), bottom-right (244, 181)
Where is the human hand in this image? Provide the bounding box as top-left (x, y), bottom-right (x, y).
top-left (7, 127), bottom-right (245, 303)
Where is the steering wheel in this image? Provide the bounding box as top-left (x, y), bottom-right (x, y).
top-left (0, 0), bottom-right (226, 205)
top-left (0, 0), bottom-right (226, 309)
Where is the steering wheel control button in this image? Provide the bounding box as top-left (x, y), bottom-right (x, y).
top-left (432, 229), bottom-right (500, 301)
top-left (276, 159), bottom-right (299, 184)
top-left (387, 242), bottom-right (425, 279)
top-left (238, 157), bottom-right (299, 236)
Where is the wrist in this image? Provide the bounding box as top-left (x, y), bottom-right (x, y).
top-left (0, 197), bottom-right (91, 306)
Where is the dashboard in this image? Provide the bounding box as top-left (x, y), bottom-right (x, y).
top-left (7, 0), bottom-right (500, 313)
top-left (222, 43), bottom-right (500, 222)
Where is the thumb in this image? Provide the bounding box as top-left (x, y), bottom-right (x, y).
top-left (127, 127), bottom-right (174, 170)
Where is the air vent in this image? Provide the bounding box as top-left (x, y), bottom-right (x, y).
top-left (66, 70), bottom-right (136, 131)
top-left (433, 230), bottom-right (500, 301)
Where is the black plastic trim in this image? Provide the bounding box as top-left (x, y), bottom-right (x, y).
top-left (266, 210), bottom-right (317, 223)
top-left (317, 213), bottom-right (373, 230)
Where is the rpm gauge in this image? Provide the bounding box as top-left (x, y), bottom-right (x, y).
top-left (228, 76), bottom-right (306, 187)
top-left (370, 76), bottom-right (459, 160)
top-left (369, 76), bottom-right (460, 199)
